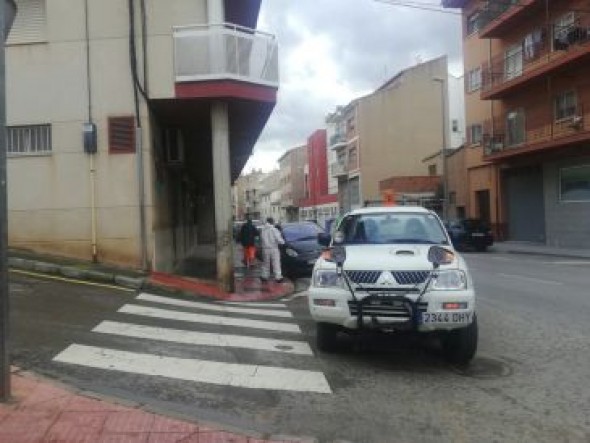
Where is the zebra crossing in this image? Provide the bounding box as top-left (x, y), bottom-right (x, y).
top-left (52, 292), bottom-right (331, 394)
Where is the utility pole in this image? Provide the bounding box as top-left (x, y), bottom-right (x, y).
top-left (433, 77), bottom-right (449, 220)
top-left (0, 0), bottom-right (17, 403)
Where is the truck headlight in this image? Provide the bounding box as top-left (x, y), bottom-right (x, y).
top-left (430, 270), bottom-right (467, 290)
top-left (285, 247), bottom-right (299, 258)
top-left (314, 270), bottom-right (342, 287)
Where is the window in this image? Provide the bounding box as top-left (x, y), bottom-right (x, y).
top-left (466, 68), bottom-right (482, 92)
top-left (348, 146), bottom-right (358, 170)
top-left (7, 0), bottom-right (47, 45)
top-left (506, 109), bottom-right (526, 146)
top-left (428, 164), bottom-right (437, 176)
top-left (468, 124), bottom-right (483, 145)
top-left (452, 119), bottom-right (459, 133)
top-left (554, 12), bottom-right (575, 49)
top-left (467, 11), bottom-right (481, 35)
top-left (554, 91), bottom-right (577, 121)
top-left (109, 117), bottom-right (136, 153)
top-left (7, 124), bottom-right (52, 155)
top-left (560, 165), bottom-right (590, 202)
top-left (505, 44), bottom-right (523, 80)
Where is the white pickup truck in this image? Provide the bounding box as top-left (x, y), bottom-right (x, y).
top-left (309, 206), bottom-right (478, 365)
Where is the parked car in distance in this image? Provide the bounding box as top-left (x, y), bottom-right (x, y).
top-left (278, 221), bottom-right (325, 277)
top-left (444, 219), bottom-right (494, 252)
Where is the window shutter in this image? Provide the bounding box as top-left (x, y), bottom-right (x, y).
top-left (7, 0), bottom-right (47, 45)
top-left (109, 117), bottom-right (136, 153)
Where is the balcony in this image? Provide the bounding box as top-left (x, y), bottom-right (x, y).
top-left (483, 103), bottom-right (590, 161)
top-left (331, 162), bottom-right (348, 178)
top-left (481, 17), bottom-right (590, 100)
top-left (478, 0), bottom-right (542, 38)
top-left (173, 23), bottom-right (279, 88)
top-left (329, 132), bottom-right (347, 148)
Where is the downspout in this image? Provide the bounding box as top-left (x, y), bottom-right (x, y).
top-left (85, 0), bottom-right (98, 263)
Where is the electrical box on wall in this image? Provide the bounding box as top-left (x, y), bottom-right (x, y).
top-left (83, 122), bottom-right (97, 154)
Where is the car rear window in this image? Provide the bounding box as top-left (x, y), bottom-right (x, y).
top-left (282, 223), bottom-right (324, 242)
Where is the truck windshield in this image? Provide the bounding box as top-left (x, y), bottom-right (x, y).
top-left (338, 212), bottom-right (449, 245)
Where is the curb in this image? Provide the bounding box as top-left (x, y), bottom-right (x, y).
top-left (8, 256), bottom-right (146, 290)
top-left (491, 248), bottom-right (590, 260)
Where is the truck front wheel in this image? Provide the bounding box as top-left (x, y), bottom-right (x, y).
top-left (442, 314), bottom-right (478, 365)
top-left (316, 322), bottom-right (340, 352)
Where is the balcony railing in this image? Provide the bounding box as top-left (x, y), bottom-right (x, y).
top-left (173, 23), bottom-right (279, 88)
top-left (481, 16), bottom-right (590, 99)
top-left (329, 132), bottom-right (347, 147)
top-left (331, 162), bottom-right (348, 178)
top-left (483, 102), bottom-right (590, 158)
top-left (478, 0), bottom-right (540, 37)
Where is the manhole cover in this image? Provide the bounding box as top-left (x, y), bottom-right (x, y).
top-left (451, 356), bottom-right (513, 379)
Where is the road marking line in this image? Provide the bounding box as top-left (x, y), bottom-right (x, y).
top-left (498, 273), bottom-right (564, 286)
top-left (93, 321), bottom-right (313, 355)
top-left (53, 344), bottom-right (331, 394)
top-left (137, 293), bottom-right (292, 318)
top-left (544, 261), bottom-right (590, 265)
top-left (490, 256), bottom-right (516, 262)
top-left (9, 269), bottom-right (135, 292)
top-left (118, 304), bottom-right (301, 333)
top-left (219, 301), bottom-right (287, 308)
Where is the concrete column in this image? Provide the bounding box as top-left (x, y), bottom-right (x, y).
top-left (207, 0), bottom-right (224, 23)
top-left (211, 101), bottom-right (234, 293)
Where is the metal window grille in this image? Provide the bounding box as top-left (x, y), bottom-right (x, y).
top-left (7, 124), bottom-right (52, 155)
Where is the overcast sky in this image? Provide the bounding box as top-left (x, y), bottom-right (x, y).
top-left (243, 0), bottom-right (464, 173)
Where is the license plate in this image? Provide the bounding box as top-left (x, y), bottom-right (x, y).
top-left (422, 312), bottom-right (472, 324)
top-left (308, 259), bottom-right (317, 265)
top-left (471, 233), bottom-right (484, 237)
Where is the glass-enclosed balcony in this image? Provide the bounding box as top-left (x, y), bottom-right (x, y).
top-left (174, 23), bottom-right (279, 88)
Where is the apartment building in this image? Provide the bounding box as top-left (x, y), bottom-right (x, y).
top-left (298, 130), bottom-right (338, 228)
top-left (278, 145), bottom-right (307, 222)
top-left (329, 56), bottom-right (465, 212)
top-left (233, 169), bottom-right (265, 221)
top-left (6, 0), bottom-right (278, 287)
top-left (444, 0), bottom-right (590, 248)
top-left (258, 170), bottom-right (281, 222)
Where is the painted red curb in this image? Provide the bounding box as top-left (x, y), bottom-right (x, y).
top-left (150, 272), bottom-right (294, 302)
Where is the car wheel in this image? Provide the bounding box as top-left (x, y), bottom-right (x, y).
top-left (316, 322), bottom-right (340, 352)
top-left (442, 314), bottom-right (478, 365)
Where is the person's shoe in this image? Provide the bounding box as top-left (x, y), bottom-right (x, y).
top-left (260, 277), bottom-right (268, 283)
top-left (275, 278), bottom-right (284, 283)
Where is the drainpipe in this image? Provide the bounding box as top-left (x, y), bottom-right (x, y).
top-left (85, 0), bottom-right (98, 263)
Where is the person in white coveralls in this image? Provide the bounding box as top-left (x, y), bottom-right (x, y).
top-left (259, 217), bottom-right (285, 283)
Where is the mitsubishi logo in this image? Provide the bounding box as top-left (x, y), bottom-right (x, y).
top-left (376, 271), bottom-right (397, 286)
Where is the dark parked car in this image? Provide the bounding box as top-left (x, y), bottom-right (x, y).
top-left (445, 218), bottom-right (494, 252)
top-left (278, 221), bottom-right (325, 277)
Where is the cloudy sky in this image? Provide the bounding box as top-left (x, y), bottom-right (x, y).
top-left (243, 0), bottom-right (464, 172)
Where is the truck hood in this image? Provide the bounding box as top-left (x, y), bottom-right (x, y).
top-left (319, 244), bottom-right (459, 271)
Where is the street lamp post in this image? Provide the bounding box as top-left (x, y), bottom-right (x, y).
top-left (433, 77), bottom-right (449, 220)
top-left (1, 0), bottom-right (17, 402)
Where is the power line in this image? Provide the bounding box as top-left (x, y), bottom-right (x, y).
top-left (374, 0), bottom-right (462, 15)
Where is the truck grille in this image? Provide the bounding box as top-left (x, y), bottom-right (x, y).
top-left (392, 271), bottom-right (430, 285)
top-left (346, 271), bottom-right (381, 285)
top-left (346, 270), bottom-right (430, 286)
top-left (348, 300), bottom-right (428, 319)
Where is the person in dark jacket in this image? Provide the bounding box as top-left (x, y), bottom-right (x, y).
top-left (239, 218), bottom-right (259, 268)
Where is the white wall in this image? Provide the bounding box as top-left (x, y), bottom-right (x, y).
top-left (447, 73), bottom-right (466, 149)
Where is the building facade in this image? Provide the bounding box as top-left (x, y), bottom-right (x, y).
top-left (6, 0), bottom-right (278, 288)
top-left (329, 56), bottom-right (465, 213)
top-left (298, 129), bottom-right (338, 228)
top-left (258, 170), bottom-right (281, 222)
top-left (233, 169), bottom-right (265, 221)
top-left (445, 0), bottom-right (590, 247)
top-left (278, 145), bottom-right (307, 222)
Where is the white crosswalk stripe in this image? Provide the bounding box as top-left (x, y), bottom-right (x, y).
top-left (93, 321), bottom-right (313, 355)
top-left (118, 304), bottom-right (301, 333)
top-left (52, 292), bottom-right (331, 394)
top-left (136, 293), bottom-right (293, 318)
top-left (54, 344), bottom-right (331, 394)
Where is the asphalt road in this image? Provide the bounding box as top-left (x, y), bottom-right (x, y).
top-left (7, 253), bottom-right (590, 443)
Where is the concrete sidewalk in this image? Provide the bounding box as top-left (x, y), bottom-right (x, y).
top-left (0, 368), bottom-right (312, 443)
top-left (490, 241), bottom-right (590, 259)
top-left (8, 247), bottom-right (294, 302)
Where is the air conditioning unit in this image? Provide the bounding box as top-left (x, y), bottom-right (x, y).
top-left (163, 128), bottom-right (184, 166)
